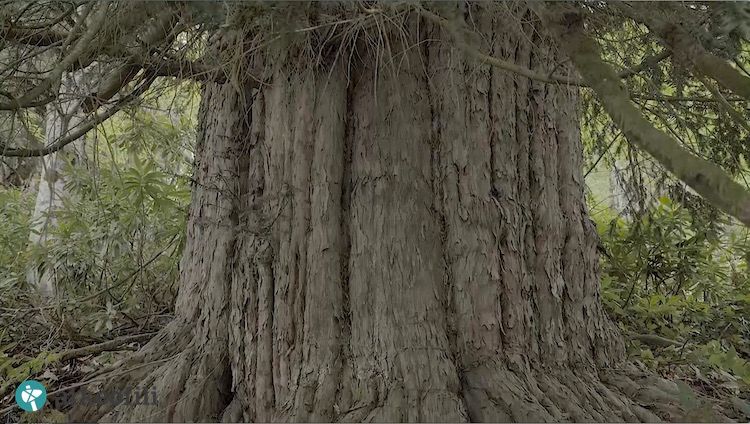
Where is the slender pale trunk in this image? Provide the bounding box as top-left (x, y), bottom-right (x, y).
top-left (73, 6), bottom-right (685, 422)
top-left (610, 159), bottom-right (630, 217)
top-left (26, 73), bottom-right (87, 299)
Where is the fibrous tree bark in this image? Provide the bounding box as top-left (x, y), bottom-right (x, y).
top-left (71, 5), bottom-right (688, 422)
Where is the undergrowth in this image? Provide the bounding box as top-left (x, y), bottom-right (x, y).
top-left (0, 85), bottom-right (197, 413)
top-left (593, 195), bottom-right (750, 412)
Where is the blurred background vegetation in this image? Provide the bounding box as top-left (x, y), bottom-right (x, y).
top-left (0, 80), bottom-right (198, 400)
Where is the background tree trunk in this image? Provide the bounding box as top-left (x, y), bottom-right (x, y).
top-left (26, 72), bottom-right (88, 300)
top-left (72, 6), bottom-right (683, 422)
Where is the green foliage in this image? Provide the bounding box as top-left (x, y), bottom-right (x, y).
top-left (0, 189), bottom-right (33, 293)
top-left (43, 143), bottom-right (187, 329)
top-left (595, 196), bottom-right (750, 396)
top-left (0, 347), bottom-right (59, 394)
top-left (583, 18), bottom-right (750, 190)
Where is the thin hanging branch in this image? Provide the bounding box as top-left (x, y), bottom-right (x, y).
top-left (0, 2), bottom-right (109, 111)
top-left (584, 131), bottom-right (623, 178)
top-left (0, 4), bottom-right (222, 112)
top-left (420, 8), bottom-right (678, 90)
top-left (696, 75), bottom-right (750, 133)
top-left (418, 8), bottom-right (586, 87)
top-left (617, 50), bottom-right (671, 79)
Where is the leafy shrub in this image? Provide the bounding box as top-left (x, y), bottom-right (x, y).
top-left (595, 196), bottom-right (750, 396)
top-left (0, 189), bottom-right (34, 295)
top-left (0, 88), bottom-right (197, 400)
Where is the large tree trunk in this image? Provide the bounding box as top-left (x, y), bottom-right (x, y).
top-left (72, 6), bottom-right (683, 422)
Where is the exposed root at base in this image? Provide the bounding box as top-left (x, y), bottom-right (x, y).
top-left (70, 340), bottom-right (746, 423)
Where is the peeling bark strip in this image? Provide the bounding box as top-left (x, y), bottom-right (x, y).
top-left (73, 6), bottom-right (688, 423)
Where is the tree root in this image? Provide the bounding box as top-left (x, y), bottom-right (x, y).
top-left (67, 330), bottom-right (750, 423)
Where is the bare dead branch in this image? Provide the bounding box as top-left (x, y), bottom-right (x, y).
top-left (0, 72), bottom-right (157, 157)
top-left (58, 333), bottom-right (155, 362)
top-left (0, 24), bottom-right (68, 46)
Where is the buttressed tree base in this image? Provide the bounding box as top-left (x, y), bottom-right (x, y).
top-left (70, 4), bottom-right (688, 422)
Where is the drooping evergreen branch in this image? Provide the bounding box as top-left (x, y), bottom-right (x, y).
top-left (0, 4), bottom-right (222, 112)
top-left (542, 7), bottom-right (750, 227)
top-left (696, 75), bottom-right (750, 133)
top-left (612, 3), bottom-right (750, 102)
top-left (0, 2), bottom-right (109, 111)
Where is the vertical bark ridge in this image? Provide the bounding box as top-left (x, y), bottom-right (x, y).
top-left (429, 10), bottom-right (504, 368)
top-left (422, 18), bottom-right (470, 421)
top-left (343, 28), bottom-right (467, 421)
top-left (262, 62), bottom-right (319, 414)
top-left (553, 74), bottom-right (591, 366)
top-left (168, 76), bottom-right (258, 421)
top-left (265, 63), bottom-right (305, 408)
top-left (527, 28), bottom-right (567, 365)
top-left (511, 9), bottom-right (538, 362)
top-left (256, 239), bottom-right (277, 421)
top-left (230, 85), bottom-right (268, 421)
top-left (86, 71), bottom-right (260, 422)
top-left (292, 66), bottom-right (349, 421)
top-left (490, 10), bottom-right (524, 363)
top-left (286, 73), bottom-right (314, 413)
top-left (426, 10), bottom-right (551, 422)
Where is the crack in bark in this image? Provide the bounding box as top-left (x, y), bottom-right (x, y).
top-left (256, 242), bottom-right (276, 420)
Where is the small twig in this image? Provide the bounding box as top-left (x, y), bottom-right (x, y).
top-left (696, 75), bottom-right (750, 133)
top-left (631, 332), bottom-right (681, 348)
top-left (631, 94), bottom-right (746, 103)
top-left (0, 354), bottom-right (177, 416)
top-left (617, 50), bottom-right (671, 79)
top-left (584, 131), bottom-right (623, 178)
